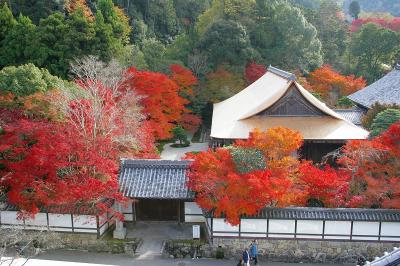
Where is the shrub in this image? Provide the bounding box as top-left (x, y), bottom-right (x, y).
top-left (370, 108), bottom-right (400, 137)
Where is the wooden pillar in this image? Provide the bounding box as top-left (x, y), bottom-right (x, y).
top-left (177, 200), bottom-right (181, 225)
top-left (133, 200), bottom-right (137, 223)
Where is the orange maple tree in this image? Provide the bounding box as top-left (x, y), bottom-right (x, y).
top-left (169, 65), bottom-right (202, 132)
top-left (306, 65), bottom-right (366, 106)
top-left (65, 0), bottom-right (93, 19)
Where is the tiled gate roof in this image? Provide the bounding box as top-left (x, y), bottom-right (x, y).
top-left (118, 159), bottom-right (194, 199)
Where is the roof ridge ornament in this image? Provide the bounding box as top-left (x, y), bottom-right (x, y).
top-left (268, 65), bottom-right (296, 81)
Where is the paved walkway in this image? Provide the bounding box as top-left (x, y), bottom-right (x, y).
top-left (34, 250), bottom-right (346, 266)
top-left (160, 142), bottom-right (208, 160)
top-left (126, 221), bottom-right (192, 260)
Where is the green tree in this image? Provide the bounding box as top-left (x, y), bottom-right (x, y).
top-left (350, 23), bottom-right (399, 82)
top-left (141, 38), bottom-right (167, 71)
top-left (198, 20), bottom-right (258, 68)
top-left (172, 125), bottom-right (188, 145)
top-left (64, 8), bottom-right (96, 60)
top-left (97, 0), bottom-right (131, 44)
top-left (0, 3), bottom-right (16, 41)
top-left (0, 14), bottom-right (36, 67)
top-left (362, 102), bottom-right (400, 129)
top-left (31, 13), bottom-right (70, 77)
top-left (251, 0), bottom-right (323, 72)
top-left (0, 63), bottom-right (64, 96)
top-left (370, 108), bottom-right (400, 137)
top-left (7, 0), bottom-right (63, 24)
top-left (129, 0), bottom-right (180, 43)
top-left (349, 0), bottom-right (361, 19)
top-left (304, 1), bottom-right (348, 67)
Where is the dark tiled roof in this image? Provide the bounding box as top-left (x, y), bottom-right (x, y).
top-left (205, 207), bottom-right (400, 222)
top-left (119, 159), bottom-right (194, 200)
top-left (348, 69), bottom-right (400, 109)
top-left (334, 107), bottom-right (366, 126)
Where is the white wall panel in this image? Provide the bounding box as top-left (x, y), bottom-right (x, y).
top-left (381, 222), bottom-right (400, 236)
top-left (1, 211), bottom-right (24, 225)
top-left (48, 214), bottom-right (72, 227)
top-left (24, 213), bottom-right (47, 227)
top-left (269, 219), bottom-right (295, 233)
top-left (241, 219), bottom-right (268, 233)
top-left (324, 221), bottom-right (351, 239)
top-left (297, 220), bottom-right (323, 234)
top-left (184, 202), bottom-right (203, 215)
top-left (213, 218), bottom-right (239, 232)
top-left (353, 222), bottom-right (379, 236)
top-left (72, 215), bottom-right (97, 228)
top-left (185, 215), bottom-right (205, 223)
top-left (99, 222), bottom-right (108, 236)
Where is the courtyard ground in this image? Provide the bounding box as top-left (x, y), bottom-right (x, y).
top-left (160, 142), bottom-right (208, 160)
top-left (30, 250), bottom-right (347, 266)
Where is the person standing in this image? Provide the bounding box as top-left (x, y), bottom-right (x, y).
top-left (242, 248), bottom-right (250, 266)
top-left (249, 239), bottom-right (258, 265)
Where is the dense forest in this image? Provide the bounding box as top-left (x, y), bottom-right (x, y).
top-left (0, 0), bottom-right (399, 128)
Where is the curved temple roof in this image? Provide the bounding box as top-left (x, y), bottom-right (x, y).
top-left (211, 66), bottom-right (369, 140)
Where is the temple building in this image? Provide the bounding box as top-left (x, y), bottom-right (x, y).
top-left (210, 66), bottom-right (369, 162)
top-left (348, 64), bottom-right (400, 111)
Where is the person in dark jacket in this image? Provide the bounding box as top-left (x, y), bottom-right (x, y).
top-left (242, 248), bottom-right (250, 266)
top-left (249, 239), bottom-right (258, 265)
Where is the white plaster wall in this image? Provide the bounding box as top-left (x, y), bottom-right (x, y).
top-left (240, 219), bottom-right (267, 237)
top-left (1, 211), bottom-right (24, 225)
top-left (213, 218), bottom-right (239, 232)
top-left (72, 215), bottom-right (97, 228)
top-left (48, 214), bottom-right (72, 227)
top-left (352, 222), bottom-right (379, 241)
top-left (380, 222), bottom-right (400, 241)
top-left (24, 213), bottom-right (47, 227)
top-left (296, 220), bottom-right (323, 239)
top-left (99, 222), bottom-right (108, 235)
top-left (324, 221), bottom-right (351, 240)
top-left (185, 215), bottom-right (205, 223)
top-left (268, 219), bottom-right (295, 238)
top-left (184, 202), bottom-right (203, 215)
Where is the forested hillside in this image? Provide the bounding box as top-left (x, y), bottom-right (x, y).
top-left (1, 0), bottom-right (399, 120)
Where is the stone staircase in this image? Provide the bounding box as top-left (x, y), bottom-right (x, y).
top-left (135, 238), bottom-right (165, 260)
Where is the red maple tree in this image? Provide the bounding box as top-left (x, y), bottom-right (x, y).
top-left (351, 18), bottom-right (400, 32)
top-left (0, 116), bottom-right (123, 216)
top-left (244, 62), bottom-right (267, 84)
top-left (125, 67), bottom-right (200, 140)
top-left (339, 122), bottom-right (400, 208)
top-left (296, 161), bottom-right (352, 207)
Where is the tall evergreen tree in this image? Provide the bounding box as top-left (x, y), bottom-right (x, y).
top-left (349, 0), bottom-right (361, 19)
